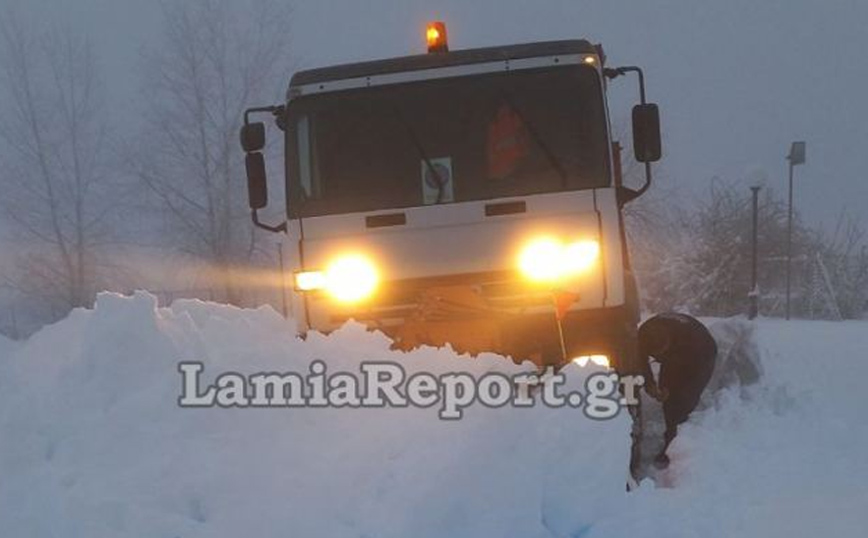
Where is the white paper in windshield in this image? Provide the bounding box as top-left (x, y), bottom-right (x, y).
top-left (421, 157), bottom-right (454, 205)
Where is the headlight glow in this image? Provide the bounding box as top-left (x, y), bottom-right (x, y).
top-left (518, 237), bottom-right (564, 282)
top-left (563, 240), bottom-right (601, 274)
top-left (294, 254), bottom-right (379, 303)
top-left (295, 270), bottom-right (327, 292)
top-left (324, 255), bottom-right (379, 303)
top-left (572, 354), bottom-right (610, 368)
top-left (518, 237), bottom-right (600, 283)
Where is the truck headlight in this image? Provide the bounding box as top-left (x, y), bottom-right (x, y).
top-left (518, 237), bottom-right (600, 284)
top-left (294, 254), bottom-right (379, 303)
top-left (562, 240), bottom-right (600, 274)
top-left (295, 270), bottom-right (327, 292)
top-left (572, 354), bottom-right (610, 367)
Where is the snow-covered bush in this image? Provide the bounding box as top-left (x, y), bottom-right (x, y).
top-left (628, 178), bottom-right (866, 319)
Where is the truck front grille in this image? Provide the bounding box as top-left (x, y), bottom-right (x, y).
top-left (329, 270), bottom-right (554, 324)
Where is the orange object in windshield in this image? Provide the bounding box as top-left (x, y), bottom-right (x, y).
top-left (487, 103), bottom-right (529, 180)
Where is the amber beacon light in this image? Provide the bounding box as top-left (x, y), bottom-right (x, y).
top-left (426, 21), bottom-right (448, 53)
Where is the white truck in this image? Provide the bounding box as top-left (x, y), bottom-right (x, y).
top-left (241, 23), bottom-right (662, 375)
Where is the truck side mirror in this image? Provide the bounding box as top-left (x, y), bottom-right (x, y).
top-left (245, 152), bottom-right (268, 209)
top-left (632, 103), bottom-right (662, 163)
top-left (240, 122), bottom-right (266, 153)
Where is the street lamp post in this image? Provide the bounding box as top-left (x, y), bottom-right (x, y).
top-left (749, 185), bottom-right (761, 320)
top-left (785, 141), bottom-right (806, 320)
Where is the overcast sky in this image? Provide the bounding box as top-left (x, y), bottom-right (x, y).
top-left (12, 0), bottom-right (868, 231)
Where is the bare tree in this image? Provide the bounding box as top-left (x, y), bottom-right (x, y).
top-left (127, 0), bottom-right (292, 304)
top-left (626, 176), bottom-right (862, 319)
top-left (0, 13), bottom-right (117, 313)
top-left (813, 212), bottom-right (868, 319)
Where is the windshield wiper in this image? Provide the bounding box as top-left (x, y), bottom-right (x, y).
top-left (389, 104), bottom-right (447, 204)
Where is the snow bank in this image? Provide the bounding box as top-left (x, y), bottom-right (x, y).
top-left (0, 333), bottom-right (16, 359)
top-left (2, 294), bottom-right (866, 537)
top-left (0, 292), bottom-right (630, 538)
top-left (600, 317), bottom-right (868, 537)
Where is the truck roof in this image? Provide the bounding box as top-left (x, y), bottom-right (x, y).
top-left (288, 39), bottom-right (597, 94)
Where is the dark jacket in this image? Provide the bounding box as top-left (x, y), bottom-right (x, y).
top-left (639, 313), bottom-right (717, 428)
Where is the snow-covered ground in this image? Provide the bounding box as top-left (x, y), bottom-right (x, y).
top-left (0, 333), bottom-right (16, 358)
top-left (0, 292), bottom-right (865, 537)
top-left (606, 318), bottom-right (868, 537)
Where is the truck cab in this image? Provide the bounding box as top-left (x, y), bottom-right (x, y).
top-left (242, 24), bottom-right (661, 373)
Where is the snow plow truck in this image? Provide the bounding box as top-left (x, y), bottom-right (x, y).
top-left (240, 22), bottom-right (662, 376)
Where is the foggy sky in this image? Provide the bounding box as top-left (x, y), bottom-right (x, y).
top-left (12, 0), bottom-right (868, 231)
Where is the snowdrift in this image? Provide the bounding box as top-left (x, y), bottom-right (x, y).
top-left (610, 318), bottom-right (868, 537)
top-left (1, 292), bottom-right (866, 537)
top-left (0, 292), bottom-right (629, 538)
top-left (0, 332), bottom-right (16, 357)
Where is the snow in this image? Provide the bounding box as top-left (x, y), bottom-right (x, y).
top-left (611, 318), bottom-right (868, 537)
top-left (1, 292), bottom-right (866, 537)
top-left (0, 333), bottom-right (16, 358)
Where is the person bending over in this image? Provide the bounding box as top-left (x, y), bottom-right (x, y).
top-left (639, 313), bottom-right (717, 468)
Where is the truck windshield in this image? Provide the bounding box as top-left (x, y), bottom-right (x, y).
top-left (288, 64), bottom-right (609, 217)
